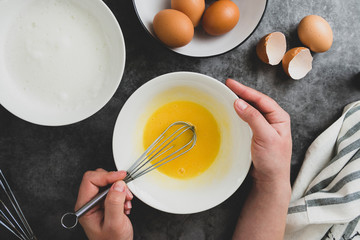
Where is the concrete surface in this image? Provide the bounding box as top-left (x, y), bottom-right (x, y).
top-left (0, 0), bottom-right (359, 239)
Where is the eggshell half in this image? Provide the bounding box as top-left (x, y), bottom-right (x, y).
top-left (282, 47), bottom-right (313, 80)
top-left (256, 32), bottom-right (286, 65)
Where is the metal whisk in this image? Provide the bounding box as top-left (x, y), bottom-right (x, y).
top-left (0, 170), bottom-right (37, 240)
top-left (61, 121), bottom-right (196, 229)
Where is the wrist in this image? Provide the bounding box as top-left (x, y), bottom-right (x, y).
top-left (250, 166), bottom-right (291, 194)
top-left (252, 178), bottom-right (292, 201)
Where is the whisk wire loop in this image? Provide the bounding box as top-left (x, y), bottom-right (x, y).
top-left (135, 127), bottom-right (196, 179)
top-left (0, 208), bottom-right (27, 240)
top-left (0, 201), bottom-right (29, 239)
top-left (126, 122), bottom-right (195, 181)
top-left (0, 170), bottom-right (37, 240)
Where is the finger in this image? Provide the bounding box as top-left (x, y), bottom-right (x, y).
top-left (84, 170), bottom-right (127, 187)
top-left (226, 79), bottom-right (288, 123)
top-left (125, 187), bottom-right (133, 201)
top-left (226, 78), bottom-right (279, 113)
top-left (124, 186), bottom-right (133, 215)
top-left (234, 99), bottom-right (277, 141)
top-left (95, 168), bottom-right (107, 172)
top-left (104, 181), bottom-right (127, 226)
top-left (75, 170), bottom-right (127, 210)
top-left (124, 200), bottom-right (132, 213)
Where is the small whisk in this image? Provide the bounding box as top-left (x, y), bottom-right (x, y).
top-left (61, 121), bottom-right (196, 229)
top-left (0, 170), bottom-right (37, 240)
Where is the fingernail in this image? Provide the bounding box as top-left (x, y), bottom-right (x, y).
top-left (126, 201), bottom-right (132, 209)
top-left (126, 188), bottom-right (133, 199)
top-left (235, 99), bottom-right (247, 111)
top-left (113, 181), bottom-right (125, 192)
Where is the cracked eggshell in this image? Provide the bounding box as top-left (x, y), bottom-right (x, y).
top-left (282, 47), bottom-right (313, 80)
top-left (256, 32), bottom-right (286, 65)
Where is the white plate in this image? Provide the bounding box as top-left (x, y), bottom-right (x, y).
top-left (113, 72), bottom-right (252, 214)
top-left (132, 0), bottom-right (267, 57)
top-left (0, 0), bottom-right (125, 126)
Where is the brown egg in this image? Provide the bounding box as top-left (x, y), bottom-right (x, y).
top-left (282, 47), bottom-right (313, 80)
top-left (153, 9), bottom-right (194, 48)
top-left (171, 0), bottom-right (205, 27)
top-left (298, 15), bottom-right (333, 53)
top-left (202, 1), bottom-right (240, 36)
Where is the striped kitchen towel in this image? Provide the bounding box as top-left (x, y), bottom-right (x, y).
top-left (285, 101), bottom-right (360, 240)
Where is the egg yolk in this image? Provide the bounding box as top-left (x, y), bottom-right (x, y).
top-left (143, 101), bottom-right (221, 179)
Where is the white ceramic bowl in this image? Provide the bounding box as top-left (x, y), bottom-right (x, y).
top-left (113, 72), bottom-right (252, 214)
top-left (0, 0), bottom-right (125, 126)
top-left (132, 0), bottom-right (267, 57)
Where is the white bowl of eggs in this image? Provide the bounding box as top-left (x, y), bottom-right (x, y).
top-left (0, 0), bottom-right (125, 126)
top-left (132, 0), bottom-right (267, 57)
top-left (113, 72), bottom-right (252, 214)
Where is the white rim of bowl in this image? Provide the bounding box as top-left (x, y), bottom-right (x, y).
top-left (0, 0), bottom-right (126, 126)
top-left (112, 71), bottom-right (252, 214)
top-left (131, 0), bottom-right (268, 58)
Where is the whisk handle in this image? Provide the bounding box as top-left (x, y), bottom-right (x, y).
top-left (61, 187), bottom-right (110, 229)
top-left (77, 187), bottom-right (110, 217)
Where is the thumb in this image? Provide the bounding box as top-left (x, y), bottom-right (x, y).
top-left (104, 181), bottom-right (127, 226)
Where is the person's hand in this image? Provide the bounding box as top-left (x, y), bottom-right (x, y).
top-left (227, 79), bottom-right (292, 240)
top-left (226, 79), bottom-right (292, 186)
top-left (75, 169), bottom-right (133, 240)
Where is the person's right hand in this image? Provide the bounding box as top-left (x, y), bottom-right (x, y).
top-left (226, 79), bottom-right (292, 186)
top-left (75, 169), bottom-right (134, 240)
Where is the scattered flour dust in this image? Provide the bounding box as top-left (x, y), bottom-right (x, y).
top-left (5, 0), bottom-right (111, 110)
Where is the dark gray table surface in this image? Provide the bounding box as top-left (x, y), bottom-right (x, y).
top-left (1, 0), bottom-right (359, 239)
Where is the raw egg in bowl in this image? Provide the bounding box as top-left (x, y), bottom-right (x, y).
top-left (113, 72), bottom-right (252, 214)
top-left (0, 0), bottom-right (125, 126)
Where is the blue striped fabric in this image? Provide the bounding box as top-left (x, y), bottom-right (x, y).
top-left (285, 101), bottom-right (360, 240)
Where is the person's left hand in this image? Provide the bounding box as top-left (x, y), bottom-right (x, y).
top-left (75, 169), bottom-right (134, 240)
